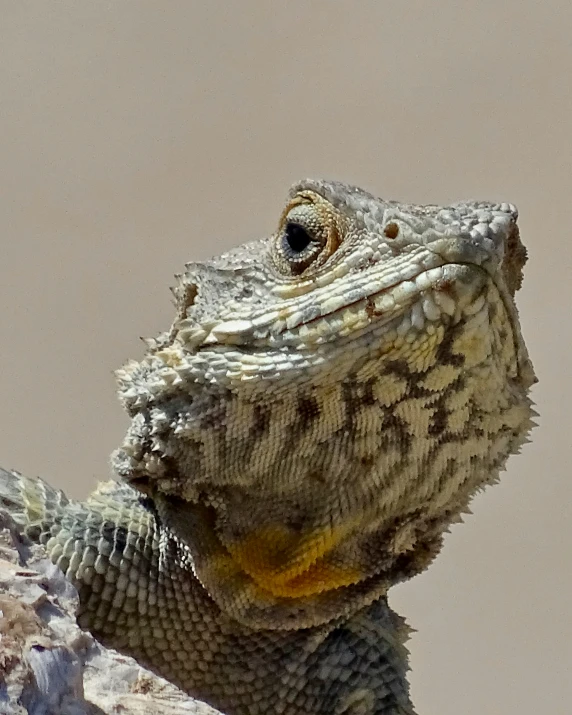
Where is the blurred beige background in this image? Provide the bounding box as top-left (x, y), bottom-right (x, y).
top-left (0, 2), bottom-right (570, 713)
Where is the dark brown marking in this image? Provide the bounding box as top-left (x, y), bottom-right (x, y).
top-left (307, 468), bottom-right (327, 483)
top-left (251, 404), bottom-right (271, 439)
top-left (365, 296), bottom-right (377, 319)
top-left (380, 411), bottom-right (412, 443)
top-left (341, 377), bottom-right (381, 437)
top-left (434, 277), bottom-right (455, 296)
top-left (434, 324), bottom-right (465, 368)
top-left (383, 222), bottom-right (399, 239)
top-left (359, 455), bottom-right (375, 468)
top-left (360, 379), bottom-right (377, 406)
top-left (297, 394), bottom-right (321, 426)
top-left (428, 401), bottom-right (449, 436)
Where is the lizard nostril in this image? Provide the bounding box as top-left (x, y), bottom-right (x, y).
top-left (383, 222), bottom-right (399, 239)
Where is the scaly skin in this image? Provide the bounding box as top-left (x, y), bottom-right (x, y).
top-left (1, 179), bottom-right (536, 714)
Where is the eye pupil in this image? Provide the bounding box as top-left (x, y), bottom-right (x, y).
top-left (284, 222), bottom-right (312, 253)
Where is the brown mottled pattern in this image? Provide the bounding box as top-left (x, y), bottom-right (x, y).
top-left (0, 180), bottom-right (536, 714)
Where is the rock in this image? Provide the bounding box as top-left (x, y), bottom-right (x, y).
top-left (0, 511), bottom-right (223, 715)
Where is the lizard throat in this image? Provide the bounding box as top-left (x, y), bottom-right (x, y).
top-left (153, 493), bottom-right (440, 630)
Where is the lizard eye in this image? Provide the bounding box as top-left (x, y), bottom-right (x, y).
top-left (283, 222), bottom-right (313, 253)
top-left (276, 201), bottom-right (331, 275)
top-left (280, 221), bottom-right (325, 274)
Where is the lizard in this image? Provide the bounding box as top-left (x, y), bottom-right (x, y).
top-left (0, 179), bottom-right (537, 715)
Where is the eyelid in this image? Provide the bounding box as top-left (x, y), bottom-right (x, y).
top-left (273, 192), bottom-right (343, 275)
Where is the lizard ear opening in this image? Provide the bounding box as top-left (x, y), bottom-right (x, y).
top-left (173, 279), bottom-right (198, 320)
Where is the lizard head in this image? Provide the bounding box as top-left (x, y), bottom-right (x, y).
top-left (112, 180), bottom-right (536, 629)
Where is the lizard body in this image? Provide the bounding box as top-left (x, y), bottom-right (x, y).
top-left (0, 179), bottom-right (536, 714)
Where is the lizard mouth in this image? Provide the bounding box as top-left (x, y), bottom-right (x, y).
top-left (191, 259), bottom-right (484, 348)
top-left (172, 217), bottom-right (527, 359)
top-left (172, 261), bottom-right (510, 389)
top-left (114, 254), bottom-right (528, 411)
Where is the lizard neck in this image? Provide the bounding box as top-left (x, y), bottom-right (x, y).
top-left (57, 482), bottom-right (415, 713)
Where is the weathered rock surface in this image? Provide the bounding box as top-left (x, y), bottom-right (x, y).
top-left (0, 511), bottom-right (223, 715)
